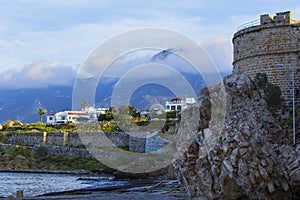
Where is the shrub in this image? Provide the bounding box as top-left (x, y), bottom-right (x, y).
top-left (254, 73), bottom-right (283, 113)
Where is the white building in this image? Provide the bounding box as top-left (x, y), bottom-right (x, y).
top-left (84, 106), bottom-right (109, 122)
top-left (46, 111), bottom-right (89, 124)
top-left (165, 97), bottom-right (196, 112)
top-left (46, 106), bottom-right (109, 124)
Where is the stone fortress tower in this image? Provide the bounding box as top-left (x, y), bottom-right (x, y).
top-left (232, 11), bottom-right (300, 107)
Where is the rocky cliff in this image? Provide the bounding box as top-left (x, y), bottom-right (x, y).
top-left (173, 74), bottom-right (300, 199)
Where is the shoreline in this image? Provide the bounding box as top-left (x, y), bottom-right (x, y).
top-left (12, 179), bottom-right (187, 200)
top-left (0, 171), bottom-right (188, 200)
top-left (0, 168), bottom-right (93, 175)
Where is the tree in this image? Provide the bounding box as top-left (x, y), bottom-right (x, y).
top-left (37, 108), bottom-right (46, 122)
top-left (98, 110), bottom-right (114, 121)
top-left (128, 106), bottom-right (137, 115)
top-left (264, 83), bottom-right (283, 107)
top-left (254, 73), bottom-right (268, 89)
top-left (254, 73), bottom-right (283, 112)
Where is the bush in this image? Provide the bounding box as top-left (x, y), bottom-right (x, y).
top-left (35, 146), bottom-right (47, 157)
top-left (254, 73), bottom-right (283, 112)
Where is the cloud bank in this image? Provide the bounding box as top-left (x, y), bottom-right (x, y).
top-left (0, 1), bottom-right (299, 89)
top-left (0, 62), bottom-right (76, 89)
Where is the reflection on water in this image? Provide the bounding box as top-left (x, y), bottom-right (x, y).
top-left (0, 172), bottom-right (97, 197)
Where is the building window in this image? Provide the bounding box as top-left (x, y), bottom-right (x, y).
top-left (166, 106), bottom-right (170, 110)
top-left (171, 106), bottom-right (176, 110)
top-left (177, 105), bottom-right (181, 111)
top-left (49, 117), bottom-right (53, 120)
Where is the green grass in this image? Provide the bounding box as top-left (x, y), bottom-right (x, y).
top-left (0, 122), bottom-right (77, 134)
top-left (0, 146), bottom-right (107, 171)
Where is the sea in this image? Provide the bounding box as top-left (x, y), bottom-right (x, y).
top-left (0, 172), bottom-right (129, 197)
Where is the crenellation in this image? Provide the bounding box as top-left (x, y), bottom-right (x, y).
top-left (260, 14), bottom-right (274, 26)
top-left (273, 11), bottom-right (292, 26)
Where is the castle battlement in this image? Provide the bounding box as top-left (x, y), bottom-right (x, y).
top-left (261, 11), bottom-right (293, 27)
top-left (233, 11), bottom-right (300, 107)
top-left (235, 11), bottom-right (299, 37)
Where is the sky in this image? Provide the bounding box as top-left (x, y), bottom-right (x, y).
top-left (0, 0), bottom-right (299, 89)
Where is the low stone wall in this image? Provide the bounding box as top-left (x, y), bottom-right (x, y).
top-left (129, 132), bottom-right (147, 153)
top-left (129, 132), bottom-right (171, 153)
top-left (6, 131), bottom-right (170, 153)
top-left (8, 132), bottom-right (44, 146)
top-left (105, 132), bottom-right (129, 147)
top-left (7, 132), bottom-right (130, 148)
top-left (45, 132), bottom-right (65, 146)
top-left (32, 145), bottom-right (94, 159)
top-left (146, 134), bottom-right (170, 152)
top-left (0, 143), bottom-right (94, 159)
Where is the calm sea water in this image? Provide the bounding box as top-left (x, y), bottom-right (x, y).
top-left (0, 172), bottom-right (127, 197)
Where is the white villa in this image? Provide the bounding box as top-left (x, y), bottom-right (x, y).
top-left (46, 106), bottom-right (109, 124)
top-left (165, 97), bottom-right (196, 112)
top-left (84, 106), bottom-right (109, 122)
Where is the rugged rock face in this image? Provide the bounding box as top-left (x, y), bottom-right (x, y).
top-left (173, 74), bottom-right (300, 199)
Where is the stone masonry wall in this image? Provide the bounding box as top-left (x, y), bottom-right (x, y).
top-left (32, 145), bottom-right (94, 159)
top-left (128, 132), bottom-right (171, 153)
top-left (7, 132), bottom-right (44, 146)
top-left (8, 132), bottom-right (130, 148)
top-left (233, 11), bottom-right (300, 106)
top-left (7, 131), bottom-right (169, 155)
top-left (145, 134), bottom-right (170, 153)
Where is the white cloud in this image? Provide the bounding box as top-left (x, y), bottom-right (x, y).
top-left (0, 16), bottom-right (212, 72)
top-left (202, 35), bottom-right (233, 73)
top-left (0, 62), bottom-right (76, 89)
top-left (0, 0), bottom-right (299, 89)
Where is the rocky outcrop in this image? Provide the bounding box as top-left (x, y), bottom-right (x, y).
top-left (173, 74), bottom-right (300, 199)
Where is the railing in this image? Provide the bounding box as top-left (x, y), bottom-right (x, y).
top-left (237, 19), bottom-right (260, 31)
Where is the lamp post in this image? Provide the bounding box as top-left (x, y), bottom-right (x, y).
top-left (277, 64), bottom-right (299, 145)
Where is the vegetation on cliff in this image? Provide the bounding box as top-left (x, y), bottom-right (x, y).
top-left (254, 72), bottom-right (283, 113)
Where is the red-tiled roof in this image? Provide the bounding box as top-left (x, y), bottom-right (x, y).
top-left (67, 112), bottom-right (87, 115)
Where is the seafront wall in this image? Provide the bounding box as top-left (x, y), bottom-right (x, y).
top-left (3, 131), bottom-right (170, 157)
top-left (7, 132), bottom-right (130, 148)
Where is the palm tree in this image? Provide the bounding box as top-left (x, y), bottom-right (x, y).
top-left (38, 108), bottom-right (46, 122)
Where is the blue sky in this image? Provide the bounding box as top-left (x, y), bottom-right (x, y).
top-left (0, 0), bottom-right (299, 88)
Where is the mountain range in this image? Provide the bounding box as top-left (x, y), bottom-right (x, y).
top-left (0, 49), bottom-right (229, 123)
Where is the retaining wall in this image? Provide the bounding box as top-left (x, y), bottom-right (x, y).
top-left (7, 131), bottom-right (170, 155)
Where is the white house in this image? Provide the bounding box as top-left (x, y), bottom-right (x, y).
top-left (46, 111), bottom-right (89, 124)
top-left (84, 106), bottom-right (109, 122)
top-left (46, 106), bottom-right (109, 124)
top-left (165, 97), bottom-right (196, 112)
